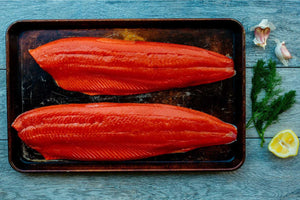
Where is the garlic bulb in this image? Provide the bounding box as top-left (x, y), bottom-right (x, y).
top-left (275, 39), bottom-right (292, 66)
top-left (250, 19), bottom-right (276, 49)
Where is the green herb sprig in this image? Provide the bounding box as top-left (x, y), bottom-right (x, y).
top-left (247, 59), bottom-right (296, 146)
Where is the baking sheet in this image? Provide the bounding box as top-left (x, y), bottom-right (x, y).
top-left (7, 19), bottom-right (245, 172)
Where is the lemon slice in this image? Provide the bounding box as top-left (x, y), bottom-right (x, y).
top-left (268, 129), bottom-right (299, 158)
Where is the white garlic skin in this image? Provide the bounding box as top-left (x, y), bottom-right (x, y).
top-left (251, 19), bottom-right (276, 49)
top-left (275, 40), bottom-right (292, 66)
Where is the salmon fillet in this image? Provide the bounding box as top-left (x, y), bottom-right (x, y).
top-left (29, 37), bottom-right (235, 95)
top-left (12, 103), bottom-right (237, 161)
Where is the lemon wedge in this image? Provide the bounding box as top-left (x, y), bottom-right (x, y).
top-left (268, 129), bottom-right (299, 158)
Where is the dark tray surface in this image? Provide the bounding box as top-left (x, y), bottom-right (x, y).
top-left (7, 19), bottom-right (245, 172)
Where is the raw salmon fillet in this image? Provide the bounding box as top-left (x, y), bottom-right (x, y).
top-left (12, 103), bottom-right (237, 161)
top-left (28, 37), bottom-right (235, 95)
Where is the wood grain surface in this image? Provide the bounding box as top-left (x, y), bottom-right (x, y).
top-left (1, 140), bottom-right (299, 199)
top-left (1, 0), bottom-right (300, 199)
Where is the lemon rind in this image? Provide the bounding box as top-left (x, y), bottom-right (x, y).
top-left (268, 129), bottom-right (299, 158)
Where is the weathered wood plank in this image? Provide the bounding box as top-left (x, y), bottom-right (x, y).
top-left (0, 0), bottom-right (300, 70)
top-left (0, 70), bottom-right (7, 140)
top-left (1, 139), bottom-right (299, 200)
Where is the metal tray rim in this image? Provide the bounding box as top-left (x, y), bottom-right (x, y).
top-left (6, 18), bottom-right (246, 172)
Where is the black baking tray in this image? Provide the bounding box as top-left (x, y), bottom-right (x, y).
top-left (6, 19), bottom-right (245, 172)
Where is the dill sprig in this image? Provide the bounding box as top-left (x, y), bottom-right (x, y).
top-left (246, 59), bottom-right (296, 147)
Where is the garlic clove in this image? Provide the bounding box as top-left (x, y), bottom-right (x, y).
top-left (250, 19), bottom-right (276, 31)
top-left (251, 19), bottom-right (276, 49)
top-left (253, 27), bottom-right (271, 49)
top-left (275, 39), bottom-right (292, 66)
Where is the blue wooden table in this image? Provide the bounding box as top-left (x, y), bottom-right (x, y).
top-left (1, 1), bottom-right (300, 199)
